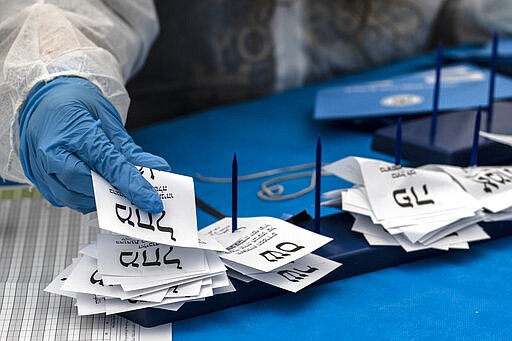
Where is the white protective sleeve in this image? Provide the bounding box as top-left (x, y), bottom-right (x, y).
top-left (0, 0), bottom-right (158, 183)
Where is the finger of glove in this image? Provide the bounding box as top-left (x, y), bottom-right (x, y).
top-left (33, 150), bottom-right (96, 213)
top-left (67, 120), bottom-right (163, 214)
top-left (45, 148), bottom-right (95, 197)
top-left (96, 115), bottom-right (171, 172)
top-left (127, 151), bottom-right (172, 172)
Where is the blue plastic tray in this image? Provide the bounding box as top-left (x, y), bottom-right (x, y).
top-left (120, 212), bottom-right (512, 327)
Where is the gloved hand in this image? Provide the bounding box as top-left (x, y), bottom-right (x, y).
top-left (18, 76), bottom-right (171, 214)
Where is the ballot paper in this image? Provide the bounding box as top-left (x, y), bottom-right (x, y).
top-left (480, 131), bottom-right (512, 146)
top-left (239, 254), bottom-right (340, 293)
top-left (323, 156), bottom-right (492, 252)
top-left (423, 165), bottom-right (512, 213)
top-left (49, 237), bottom-right (233, 316)
top-left (92, 169), bottom-right (199, 248)
top-left (326, 157), bottom-right (481, 227)
top-left (96, 234), bottom-right (207, 277)
top-left (199, 216), bottom-right (332, 273)
top-left (351, 214), bottom-right (490, 252)
top-left (199, 216), bottom-right (341, 292)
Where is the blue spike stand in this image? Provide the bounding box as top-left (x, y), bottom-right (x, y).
top-left (314, 136), bottom-right (322, 234)
top-left (486, 32), bottom-right (498, 132)
top-left (429, 42), bottom-right (443, 145)
top-left (232, 153), bottom-right (238, 233)
top-left (470, 107), bottom-right (482, 167)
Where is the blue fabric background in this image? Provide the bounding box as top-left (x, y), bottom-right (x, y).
top-left (131, 50), bottom-right (512, 340)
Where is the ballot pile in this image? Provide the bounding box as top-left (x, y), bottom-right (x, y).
top-left (46, 233), bottom-right (233, 315)
top-left (45, 167), bottom-right (342, 316)
top-left (199, 216), bottom-right (341, 293)
top-left (322, 157), bottom-right (512, 252)
top-left (46, 168), bottom-right (234, 315)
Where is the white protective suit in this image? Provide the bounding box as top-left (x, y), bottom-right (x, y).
top-left (0, 1), bottom-right (158, 183)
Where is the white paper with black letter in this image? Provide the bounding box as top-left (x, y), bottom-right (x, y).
top-left (96, 234), bottom-right (207, 277)
top-left (424, 165), bottom-right (512, 213)
top-left (248, 254), bottom-right (341, 292)
top-left (92, 168), bottom-right (198, 247)
top-left (199, 217), bottom-right (332, 273)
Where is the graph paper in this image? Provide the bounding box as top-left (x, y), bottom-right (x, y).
top-left (0, 186), bottom-right (172, 340)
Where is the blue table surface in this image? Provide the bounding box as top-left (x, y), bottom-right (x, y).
top-left (131, 49), bottom-right (512, 340)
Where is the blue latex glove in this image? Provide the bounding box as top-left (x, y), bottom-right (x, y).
top-left (18, 76), bottom-right (171, 214)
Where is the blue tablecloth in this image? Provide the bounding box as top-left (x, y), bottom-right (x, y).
top-left (131, 52), bottom-right (512, 340)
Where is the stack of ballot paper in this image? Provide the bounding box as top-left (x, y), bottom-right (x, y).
top-left (199, 216), bottom-right (341, 293)
top-left (46, 168), bottom-right (234, 315)
top-left (45, 234), bottom-right (233, 316)
top-left (322, 157), bottom-right (504, 252)
top-left (423, 164), bottom-right (512, 222)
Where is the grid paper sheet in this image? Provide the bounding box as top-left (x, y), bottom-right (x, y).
top-left (0, 187), bottom-right (172, 340)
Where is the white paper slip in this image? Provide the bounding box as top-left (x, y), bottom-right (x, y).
top-left (213, 282), bottom-right (237, 295)
top-left (76, 293), bottom-right (107, 316)
top-left (118, 271), bottom-right (217, 292)
top-left (44, 262), bottom-right (79, 299)
top-left (398, 217), bottom-right (462, 243)
top-left (113, 282), bottom-right (167, 301)
top-left (327, 157), bottom-right (482, 226)
top-left (425, 165), bottom-right (512, 213)
top-left (61, 255), bottom-right (122, 298)
top-left (200, 216), bottom-right (332, 273)
top-left (351, 214), bottom-right (401, 246)
top-left (322, 189), bottom-right (344, 200)
top-left (118, 251), bottom-right (226, 291)
top-left (484, 208), bottom-right (512, 221)
top-left (454, 224), bottom-right (491, 243)
top-left (448, 242), bottom-right (470, 249)
top-left (480, 131), bottom-right (512, 146)
top-left (92, 169), bottom-right (199, 247)
top-left (211, 272), bottom-right (231, 289)
top-left (101, 267), bottom-right (208, 286)
top-left (248, 254), bottom-right (341, 293)
top-left (363, 233), bottom-right (401, 247)
top-left (226, 269), bottom-right (255, 283)
top-left (78, 242), bottom-right (98, 259)
top-left (105, 282), bottom-right (215, 315)
top-left (134, 288), bottom-right (169, 303)
top-left (323, 156), bottom-right (365, 185)
top-left (96, 234), bottom-right (207, 276)
top-left (154, 302), bottom-right (186, 312)
top-left (221, 258), bottom-right (264, 275)
top-left (392, 224), bottom-right (489, 252)
top-left (198, 233), bottom-right (228, 252)
top-left (357, 158), bottom-right (481, 222)
top-left (418, 213), bottom-right (485, 245)
top-left (342, 187), bottom-right (375, 218)
top-left (164, 280), bottom-right (203, 298)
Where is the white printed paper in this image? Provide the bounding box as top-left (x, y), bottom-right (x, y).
top-left (92, 169), bottom-right (199, 247)
top-left (425, 165), bottom-right (512, 213)
top-left (248, 254), bottom-right (341, 293)
top-left (78, 242), bottom-right (98, 259)
top-left (61, 255), bottom-right (121, 298)
top-left (96, 234), bottom-right (207, 276)
top-left (76, 293), bottom-right (106, 316)
top-left (358, 158), bottom-right (480, 223)
top-left (480, 131), bottom-right (512, 146)
top-left (44, 261), bottom-right (79, 298)
top-left (200, 217), bottom-right (332, 272)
